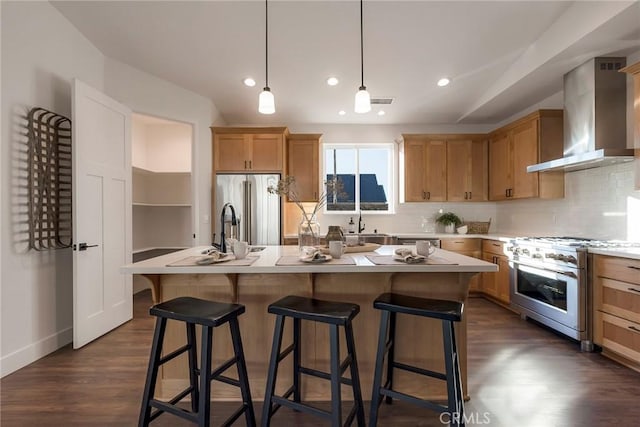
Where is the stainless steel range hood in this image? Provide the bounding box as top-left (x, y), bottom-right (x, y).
top-left (527, 57), bottom-right (634, 173)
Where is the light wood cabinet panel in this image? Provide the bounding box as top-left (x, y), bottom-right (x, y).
top-left (287, 134), bottom-right (320, 202)
top-left (593, 254), bottom-right (640, 371)
top-left (424, 140), bottom-right (447, 202)
top-left (489, 133), bottom-right (511, 200)
top-left (251, 134), bottom-right (284, 171)
top-left (403, 138), bottom-right (446, 202)
top-left (442, 238), bottom-right (482, 292)
top-left (212, 127), bottom-right (286, 173)
top-left (488, 110), bottom-right (564, 201)
top-left (621, 62), bottom-right (640, 189)
top-left (214, 134), bottom-right (247, 171)
top-left (481, 239), bottom-right (510, 304)
top-left (404, 139), bottom-right (429, 202)
top-left (511, 120), bottom-right (539, 199)
top-left (447, 138), bottom-right (488, 202)
top-left (481, 253), bottom-right (498, 298)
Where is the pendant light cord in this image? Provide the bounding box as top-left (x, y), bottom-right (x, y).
top-left (360, 0), bottom-right (364, 89)
top-left (265, 0), bottom-right (269, 88)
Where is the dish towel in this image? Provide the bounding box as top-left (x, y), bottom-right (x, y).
top-left (393, 248), bottom-right (426, 264)
top-left (299, 246), bottom-right (330, 262)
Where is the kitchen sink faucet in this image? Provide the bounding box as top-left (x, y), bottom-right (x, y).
top-left (358, 212), bottom-right (365, 233)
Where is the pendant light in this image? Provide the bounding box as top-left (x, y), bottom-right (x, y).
top-left (259, 0), bottom-right (275, 114)
top-left (354, 0), bottom-right (371, 113)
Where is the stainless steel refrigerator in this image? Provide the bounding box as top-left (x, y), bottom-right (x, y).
top-left (214, 174), bottom-right (281, 246)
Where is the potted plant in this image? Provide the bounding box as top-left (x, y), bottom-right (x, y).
top-left (436, 212), bottom-right (462, 233)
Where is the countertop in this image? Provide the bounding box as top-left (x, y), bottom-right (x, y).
top-left (587, 247), bottom-right (640, 260)
top-left (121, 245), bottom-right (498, 275)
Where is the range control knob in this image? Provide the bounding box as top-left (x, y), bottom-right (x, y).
top-left (522, 249), bottom-right (530, 255)
top-left (532, 253), bottom-right (543, 259)
top-left (566, 256), bottom-right (577, 265)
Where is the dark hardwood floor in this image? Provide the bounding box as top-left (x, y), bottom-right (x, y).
top-left (2, 290), bottom-right (640, 426)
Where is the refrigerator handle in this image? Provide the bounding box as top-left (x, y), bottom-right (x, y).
top-left (246, 180), bottom-right (252, 244)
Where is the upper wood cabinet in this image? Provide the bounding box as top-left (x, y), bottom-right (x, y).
top-left (212, 127), bottom-right (287, 173)
top-left (621, 61), bottom-right (640, 190)
top-left (488, 110), bottom-right (564, 201)
top-left (286, 134), bottom-right (321, 202)
top-left (403, 136), bottom-right (447, 202)
top-left (447, 137), bottom-right (488, 202)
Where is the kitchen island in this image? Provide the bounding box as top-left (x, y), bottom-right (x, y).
top-left (122, 245), bottom-right (497, 402)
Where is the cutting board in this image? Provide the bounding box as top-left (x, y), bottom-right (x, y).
top-left (319, 242), bottom-right (380, 254)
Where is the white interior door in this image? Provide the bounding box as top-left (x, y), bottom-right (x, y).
top-left (72, 79), bottom-right (132, 349)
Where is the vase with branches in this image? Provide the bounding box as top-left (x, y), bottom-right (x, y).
top-left (268, 176), bottom-right (342, 250)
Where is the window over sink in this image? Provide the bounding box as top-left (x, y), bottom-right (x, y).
top-left (323, 144), bottom-right (394, 213)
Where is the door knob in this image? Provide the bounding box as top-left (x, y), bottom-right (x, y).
top-left (74, 242), bottom-right (99, 251)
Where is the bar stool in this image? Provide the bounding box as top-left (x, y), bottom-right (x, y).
top-left (138, 296), bottom-right (256, 427)
top-left (369, 293), bottom-right (465, 427)
top-left (261, 295), bottom-right (366, 427)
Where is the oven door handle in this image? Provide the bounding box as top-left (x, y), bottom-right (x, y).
top-left (512, 260), bottom-right (577, 279)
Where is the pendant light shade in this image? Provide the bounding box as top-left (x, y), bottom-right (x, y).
top-left (355, 0), bottom-right (370, 114)
top-left (355, 86), bottom-right (371, 113)
top-left (259, 87), bottom-right (275, 115)
top-left (259, 0), bottom-right (275, 114)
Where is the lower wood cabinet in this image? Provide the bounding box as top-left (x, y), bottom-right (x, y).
top-left (480, 239), bottom-right (510, 304)
top-left (441, 238), bottom-right (482, 292)
top-left (594, 254), bottom-right (640, 372)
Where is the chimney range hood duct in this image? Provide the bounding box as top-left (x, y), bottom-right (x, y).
top-left (527, 57), bottom-right (634, 173)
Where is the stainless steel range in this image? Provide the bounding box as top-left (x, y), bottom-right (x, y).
top-left (509, 237), bottom-right (640, 352)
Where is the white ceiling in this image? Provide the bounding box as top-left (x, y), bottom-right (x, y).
top-left (52, 1), bottom-right (640, 127)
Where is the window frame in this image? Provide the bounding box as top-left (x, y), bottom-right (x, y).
top-left (322, 143), bottom-right (396, 215)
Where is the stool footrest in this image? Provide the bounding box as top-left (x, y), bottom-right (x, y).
top-left (210, 355), bottom-right (238, 382)
top-left (272, 395), bottom-right (332, 420)
top-left (393, 360), bottom-right (446, 381)
top-left (379, 388), bottom-right (447, 414)
top-left (158, 343), bottom-right (191, 366)
top-left (266, 385), bottom-right (295, 418)
top-left (220, 403), bottom-right (250, 427)
top-left (299, 366), bottom-right (354, 387)
top-left (277, 343), bottom-right (294, 363)
top-left (150, 398), bottom-right (198, 423)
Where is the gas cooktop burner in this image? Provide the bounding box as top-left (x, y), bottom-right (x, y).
top-left (516, 236), bottom-right (640, 248)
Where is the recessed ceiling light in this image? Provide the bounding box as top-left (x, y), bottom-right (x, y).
top-left (377, 110), bottom-right (386, 116)
top-left (437, 78), bottom-right (450, 87)
top-left (338, 110), bottom-right (346, 116)
top-left (243, 77), bottom-right (256, 87)
top-left (327, 77), bottom-right (339, 86)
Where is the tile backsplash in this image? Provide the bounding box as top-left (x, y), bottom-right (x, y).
top-left (496, 162), bottom-right (639, 241)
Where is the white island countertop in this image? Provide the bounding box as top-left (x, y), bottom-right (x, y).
top-left (121, 245), bottom-right (498, 275)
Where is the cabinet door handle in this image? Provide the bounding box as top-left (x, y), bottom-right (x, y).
top-left (248, 160), bottom-right (252, 169)
top-left (422, 191), bottom-right (426, 200)
top-left (627, 265), bottom-right (640, 271)
top-left (426, 192), bottom-right (431, 200)
top-left (627, 287), bottom-right (640, 294)
top-left (314, 191), bottom-right (317, 199)
top-left (505, 189), bottom-right (509, 197)
top-left (469, 191), bottom-right (472, 199)
top-left (464, 192), bottom-right (468, 200)
top-left (244, 160), bottom-right (247, 169)
top-left (629, 326), bottom-right (640, 334)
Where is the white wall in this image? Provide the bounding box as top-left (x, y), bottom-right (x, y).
top-left (1, 1), bottom-right (221, 377)
top-left (1, 1), bottom-right (105, 377)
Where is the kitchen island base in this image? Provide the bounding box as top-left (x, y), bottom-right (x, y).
top-left (138, 270), bottom-right (474, 403)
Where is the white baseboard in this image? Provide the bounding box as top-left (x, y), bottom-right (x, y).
top-left (1, 327), bottom-right (73, 378)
